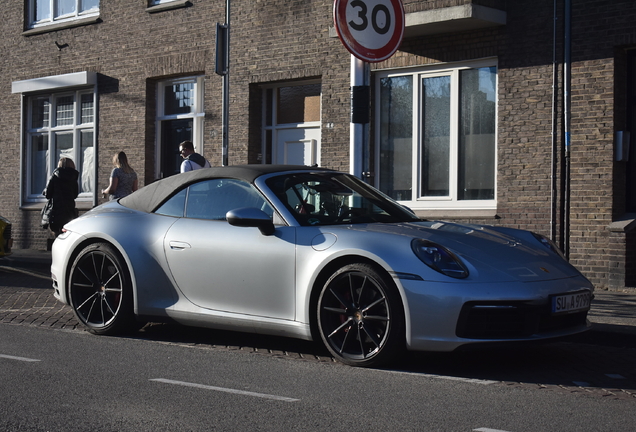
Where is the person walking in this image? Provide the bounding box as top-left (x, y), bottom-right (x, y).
top-left (41, 157), bottom-right (79, 237)
top-left (102, 151), bottom-right (138, 200)
top-left (179, 140), bottom-right (211, 172)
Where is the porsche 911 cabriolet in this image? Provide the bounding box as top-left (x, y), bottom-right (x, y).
top-left (51, 165), bottom-right (594, 367)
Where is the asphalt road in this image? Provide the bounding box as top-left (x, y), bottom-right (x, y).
top-left (1, 264), bottom-right (635, 407)
top-left (1, 323), bottom-right (635, 432)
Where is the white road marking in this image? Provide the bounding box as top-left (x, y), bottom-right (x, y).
top-left (474, 428), bottom-right (513, 432)
top-left (0, 308), bottom-right (54, 312)
top-left (0, 354), bottom-right (41, 362)
top-left (383, 369), bottom-right (497, 385)
top-left (0, 266), bottom-right (51, 280)
top-left (150, 378), bottom-right (300, 402)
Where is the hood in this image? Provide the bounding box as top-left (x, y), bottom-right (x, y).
top-left (332, 220), bottom-right (582, 282)
top-left (54, 167), bottom-right (79, 182)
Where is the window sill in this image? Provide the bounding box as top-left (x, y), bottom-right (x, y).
top-left (21, 201), bottom-right (95, 211)
top-left (146, 0), bottom-right (192, 14)
top-left (608, 214), bottom-right (636, 233)
top-left (413, 209), bottom-right (499, 220)
top-left (23, 16), bottom-right (101, 36)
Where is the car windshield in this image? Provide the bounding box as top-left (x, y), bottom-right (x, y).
top-left (266, 172), bottom-right (420, 226)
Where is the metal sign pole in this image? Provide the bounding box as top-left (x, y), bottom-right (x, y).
top-left (350, 56), bottom-right (370, 180)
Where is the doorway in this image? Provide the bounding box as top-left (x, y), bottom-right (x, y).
top-left (262, 81), bottom-right (321, 166)
top-left (156, 76), bottom-right (204, 178)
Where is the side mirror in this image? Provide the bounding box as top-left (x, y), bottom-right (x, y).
top-left (226, 207), bottom-right (275, 236)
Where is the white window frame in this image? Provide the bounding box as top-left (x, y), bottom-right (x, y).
top-left (28, 0), bottom-right (100, 29)
top-left (155, 75), bottom-right (205, 178)
top-left (261, 80), bottom-right (322, 165)
top-left (374, 59), bottom-right (498, 211)
top-left (24, 90), bottom-right (96, 203)
top-left (13, 72), bottom-right (98, 206)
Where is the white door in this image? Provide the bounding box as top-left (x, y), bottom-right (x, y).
top-left (275, 127), bottom-right (321, 166)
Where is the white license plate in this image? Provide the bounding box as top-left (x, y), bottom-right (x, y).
top-left (552, 291), bottom-right (592, 314)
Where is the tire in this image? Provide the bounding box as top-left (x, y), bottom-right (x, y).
top-left (317, 263), bottom-right (405, 367)
top-left (68, 243), bottom-right (136, 335)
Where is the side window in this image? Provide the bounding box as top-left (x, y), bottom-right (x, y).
top-left (184, 179), bottom-right (273, 221)
top-left (155, 189), bottom-right (187, 217)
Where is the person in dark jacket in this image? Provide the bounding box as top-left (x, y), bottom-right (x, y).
top-left (41, 157), bottom-right (79, 236)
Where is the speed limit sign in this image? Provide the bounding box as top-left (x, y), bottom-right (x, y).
top-left (333, 0), bottom-right (405, 63)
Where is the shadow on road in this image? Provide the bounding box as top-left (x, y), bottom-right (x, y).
top-left (129, 320), bottom-right (636, 398)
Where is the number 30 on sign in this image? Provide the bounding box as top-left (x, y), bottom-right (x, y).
top-left (333, 0), bottom-right (405, 63)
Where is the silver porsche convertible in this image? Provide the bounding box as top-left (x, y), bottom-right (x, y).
top-left (51, 165), bottom-right (594, 367)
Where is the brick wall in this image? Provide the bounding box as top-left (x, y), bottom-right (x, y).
top-left (0, 0), bottom-right (352, 249)
top-left (2, 0), bottom-right (636, 290)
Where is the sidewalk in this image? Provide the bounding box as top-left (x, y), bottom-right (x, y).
top-left (0, 248), bottom-right (52, 277)
top-left (2, 248), bottom-right (636, 336)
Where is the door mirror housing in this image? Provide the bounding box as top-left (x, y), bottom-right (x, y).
top-left (226, 207), bottom-right (275, 236)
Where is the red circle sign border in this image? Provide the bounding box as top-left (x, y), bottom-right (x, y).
top-left (333, 0), bottom-right (405, 63)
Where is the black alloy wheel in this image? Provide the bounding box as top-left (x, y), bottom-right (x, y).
top-left (68, 243), bottom-right (135, 335)
top-left (317, 263), bottom-right (405, 367)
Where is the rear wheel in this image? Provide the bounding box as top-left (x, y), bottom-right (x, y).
top-left (317, 263), bottom-right (405, 367)
top-left (68, 243), bottom-right (135, 335)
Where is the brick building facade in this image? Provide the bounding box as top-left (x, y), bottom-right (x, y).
top-left (1, 0), bottom-right (635, 291)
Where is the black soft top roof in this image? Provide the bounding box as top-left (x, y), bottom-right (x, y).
top-left (119, 164), bottom-right (334, 213)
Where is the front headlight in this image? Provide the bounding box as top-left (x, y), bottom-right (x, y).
top-left (531, 232), bottom-right (566, 259)
top-left (411, 239), bottom-right (468, 279)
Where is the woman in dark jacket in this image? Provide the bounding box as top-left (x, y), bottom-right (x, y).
top-left (42, 157), bottom-right (79, 236)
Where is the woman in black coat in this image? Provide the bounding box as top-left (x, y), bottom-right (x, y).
top-left (42, 157), bottom-right (79, 236)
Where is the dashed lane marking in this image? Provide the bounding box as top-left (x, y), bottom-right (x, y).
top-left (0, 354), bottom-right (41, 362)
top-left (473, 428), bottom-right (513, 432)
top-left (150, 378), bottom-right (300, 402)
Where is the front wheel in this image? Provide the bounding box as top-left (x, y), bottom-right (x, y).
top-left (317, 263), bottom-right (405, 367)
top-left (68, 243), bottom-right (135, 335)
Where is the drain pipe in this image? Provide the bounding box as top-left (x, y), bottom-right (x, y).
top-left (221, 0), bottom-right (230, 166)
top-left (550, 0), bottom-right (559, 243)
top-left (563, 0), bottom-right (572, 259)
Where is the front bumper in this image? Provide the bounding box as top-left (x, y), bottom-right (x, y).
top-left (456, 296), bottom-right (590, 339)
top-left (398, 275), bottom-right (594, 352)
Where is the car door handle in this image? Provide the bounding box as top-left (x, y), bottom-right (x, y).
top-left (169, 241), bottom-right (191, 250)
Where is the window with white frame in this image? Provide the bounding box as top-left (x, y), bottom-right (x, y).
top-left (26, 90), bottom-right (95, 202)
top-left (28, 0), bottom-right (99, 28)
top-left (261, 81), bottom-right (321, 165)
top-left (156, 76), bottom-right (205, 178)
top-left (376, 61), bottom-right (497, 210)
